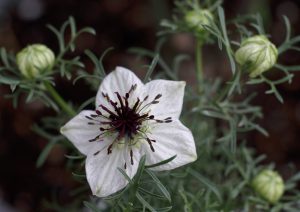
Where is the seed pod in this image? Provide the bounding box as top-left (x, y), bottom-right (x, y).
top-left (235, 35), bottom-right (278, 78)
top-left (252, 169), bottom-right (284, 204)
top-left (185, 9), bottom-right (213, 33)
top-left (16, 44), bottom-right (55, 79)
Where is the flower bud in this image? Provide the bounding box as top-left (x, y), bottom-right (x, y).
top-left (252, 170), bottom-right (284, 204)
top-left (235, 35), bottom-right (278, 78)
top-left (16, 44), bottom-right (55, 79)
top-left (185, 9), bottom-right (213, 33)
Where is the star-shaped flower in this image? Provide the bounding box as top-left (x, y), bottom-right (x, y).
top-left (61, 67), bottom-right (197, 197)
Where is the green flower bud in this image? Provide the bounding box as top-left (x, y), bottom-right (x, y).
top-left (252, 170), bottom-right (284, 204)
top-left (235, 35), bottom-right (278, 78)
top-left (185, 9), bottom-right (213, 33)
top-left (16, 44), bottom-right (55, 79)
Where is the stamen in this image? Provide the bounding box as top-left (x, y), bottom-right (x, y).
top-left (143, 95), bottom-right (149, 101)
top-left (154, 94), bottom-right (162, 100)
top-left (102, 92), bottom-right (111, 102)
top-left (115, 92), bottom-right (124, 109)
top-left (107, 144), bottom-right (113, 154)
top-left (100, 105), bottom-right (117, 117)
top-left (91, 85), bottom-right (171, 164)
top-left (130, 149), bottom-right (134, 165)
top-left (94, 151), bottom-right (100, 156)
top-left (147, 138), bottom-right (155, 152)
top-left (132, 98), bottom-right (140, 111)
top-left (85, 116), bottom-right (93, 120)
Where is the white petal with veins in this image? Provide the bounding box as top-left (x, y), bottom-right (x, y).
top-left (86, 143), bottom-right (141, 197)
top-left (61, 110), bottom-right (113, 155)
top-left (96, 66), bottom-right (143, 108)
top-left (142, 119), bottom-right (197, 171)
top-left (143, 80), bottom-right (185, 119)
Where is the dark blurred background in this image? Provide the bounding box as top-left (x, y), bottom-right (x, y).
top-left (0, 0), bottom-right (300, 211)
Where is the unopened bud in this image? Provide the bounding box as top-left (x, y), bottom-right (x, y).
top-left (16, 44), bottom-right (55, 79)
top-left (185, 9), bottom-right (213, 33)
top-left (252, 170), bottom-right (284, 204)
top-left (235, 35), bottom-right (278, 78)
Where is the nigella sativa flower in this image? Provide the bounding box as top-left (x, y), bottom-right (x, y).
top-left (61, 67), bottom-right (197, 197)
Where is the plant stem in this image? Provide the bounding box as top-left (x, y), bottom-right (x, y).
top-left (44, 82), bottom-right (76, 116)
top-left (195, 38), bottom-right (203, 92)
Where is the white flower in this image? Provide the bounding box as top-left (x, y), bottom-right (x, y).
top-left (61, 67), bottom-right (197, 197)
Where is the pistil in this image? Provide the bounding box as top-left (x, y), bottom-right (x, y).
top-left (85, 84), bottom-right (172, 163)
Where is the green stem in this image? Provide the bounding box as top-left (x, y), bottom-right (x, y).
top-left (195, 38), bottom-right (203, 92)
top-left (44, 82), bottom-right (76, 116)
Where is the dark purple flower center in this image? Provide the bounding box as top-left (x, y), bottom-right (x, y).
top-left (85, 84), bottom-right (172, 166)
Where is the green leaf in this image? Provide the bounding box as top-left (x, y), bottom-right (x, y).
top-left (229, 118), bottom-right (237, 153)
top-left (218, 7), bottom-right (236, 73)
top-left (85, 50), bottom-right (105, 77)
top-left (64, 154), bottom-right (85, 160)
top-left (0, 48), bottom-right (11, 67)
top-left (47, 24), bottom-right (65, 52)
top-left (117, 167), bottom-right (133, 184)
top-left (103, 186), bottom-right (129, 200)
top-left (0, 75), bottom-right (20, 85)
top-left (83, 201), bottom-right (101, 212)
top-left (283, 15), bottom-right (291, 43)
top-left (146, 169), bottom-right (171, 202)
top-left (253, 13), bottom-right (265, 35)
top-left (128, 47), bottom-right (177, 80)
top-left (276, 64), bottom-right (300, 72)
top-left (200, 110), bottom-right (228, 120)
top-left (36, 140), bottom-right (57, 168)
top-left (72, 172), bottom-right (86, 178)
top-left (69, 16), bottom-right (76, 39)
top-left (136, 192), bottom-right (156, 212)
top-left (78, 27), bottom-right (96, 35)
top-left (78, 96), bottom-right (96, 111)
top-left (26, 89), bottom-right (35, 103)
top-left (287, 172), bottom-right (300, 183)
top-left (99, 47), bottom-right (114, 75)
top-left (138, 187), bottom-right (166, 199)
top-left (145, 155), bottom-right (176, 168)
top-left (156, 206), bottom-right (172, 212)
top-left (134, 155), bottom-right (146, 186)
top-left (144, 54), bottom-right (159, 83)
top-left (188, 169), bottom-right (222, 203)
top-left (68, 16), bottom-right (77, 51)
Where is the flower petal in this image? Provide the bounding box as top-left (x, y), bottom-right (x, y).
top-left (95, 66), bottom-right (144, 108)
top-left (86, 144), bottom-right (141, 197)
top-left (143, 80), bottom-right (185, 119)
top-left (60, 110), bottom-right (112, 155)
top-left (142, 119), bottom-right (197, 171)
